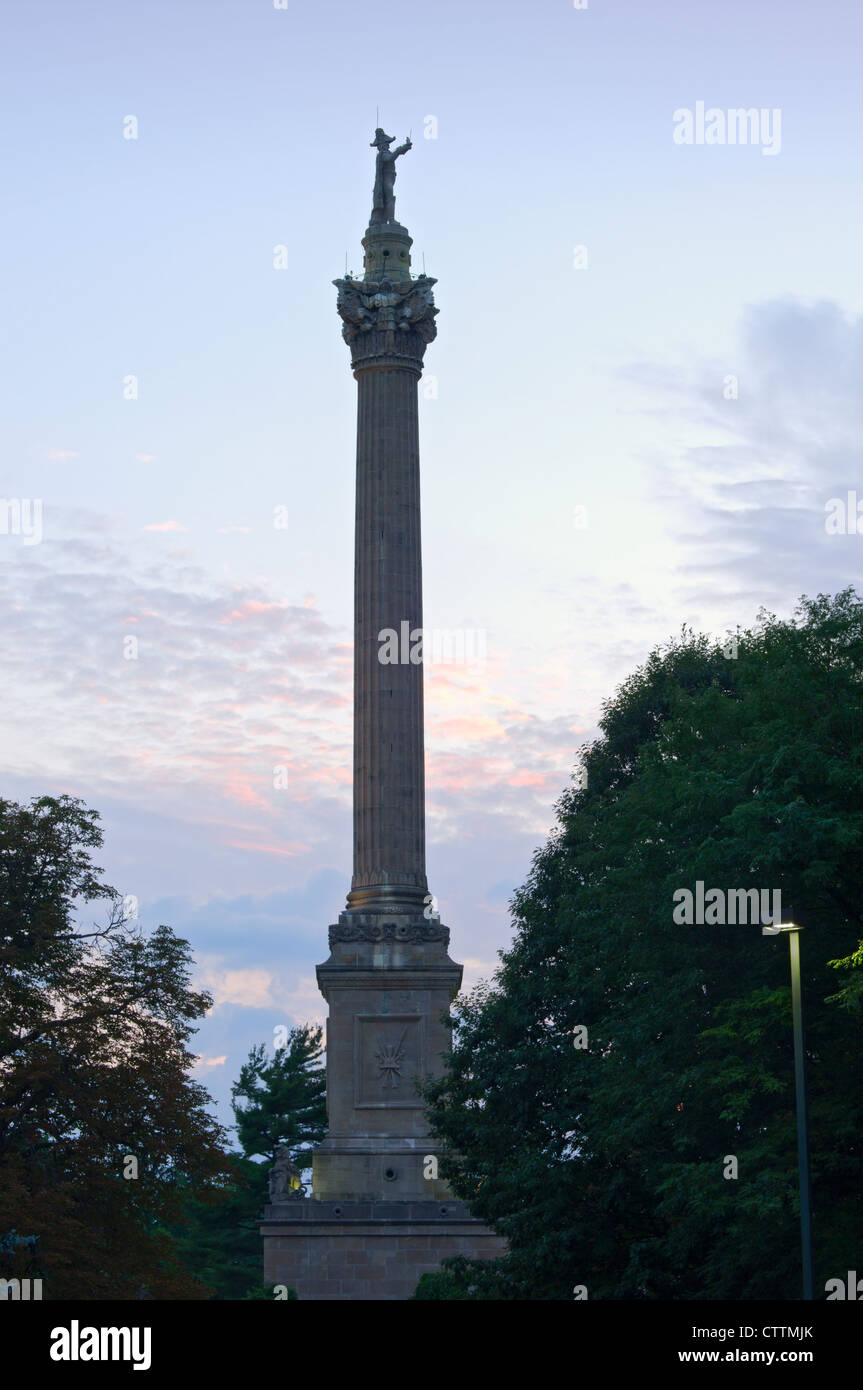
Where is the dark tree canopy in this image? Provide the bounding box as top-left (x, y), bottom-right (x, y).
top-left (168, 1029), bottom-right (326, 1300)
top-left (0, 794), bottom-right (232, 1299)
top-left (423, 589), bottom-right (863, 1299)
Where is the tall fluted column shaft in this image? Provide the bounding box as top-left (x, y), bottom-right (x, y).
top-left (350, 362), bottom-right (427, 907)
top-left (334, 237), bottom-right (438, 914)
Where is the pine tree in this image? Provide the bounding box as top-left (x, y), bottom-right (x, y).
top-left (231, 1028), bottom-right (327, 1168)
top-left (168, 1031), bottom-right (327, 1298)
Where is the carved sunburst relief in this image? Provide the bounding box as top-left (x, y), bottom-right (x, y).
top-left (355, 1015), bottom-right (424, 1108)
top-left (375, 1027), bottom-right (408, 1088)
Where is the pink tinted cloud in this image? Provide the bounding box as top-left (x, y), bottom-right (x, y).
top-left (227, 838), bottom-right (312, 858)
top-left (430, 715), bottom-right (507, 742)
top-left (224, 778), bottom-right (271, 811)
top-left (143, 520), bottom-right (188, 532)
top-left (508, 770), bottom-right (555, 789)
top-left (0, 519), bottom-right (582, 876)
top-left (221, 600), bottom-right (287, 623)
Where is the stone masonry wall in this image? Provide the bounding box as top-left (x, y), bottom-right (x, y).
top-left (262, 1200), bottom-right (506, 1301)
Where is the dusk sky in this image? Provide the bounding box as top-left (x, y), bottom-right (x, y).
top-left (3, 0), bottom-right (862, 1133)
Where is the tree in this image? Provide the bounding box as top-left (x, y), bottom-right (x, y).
top-left (231, 1028), bottom-right (327, 1168)
top-left (164, 1155), bottom-right (270, 1300)
top-left (168, 1031), bottom-right (325, 1299)
top-left (242, 1281), bottom-right (297, 1300)
top-left (0, 794), bottom-right (233, 1299)
top-left (422, 589), bottom-right (863, 1299)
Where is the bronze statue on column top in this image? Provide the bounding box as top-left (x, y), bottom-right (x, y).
top-left (369, 127), bottom-right (412, 225)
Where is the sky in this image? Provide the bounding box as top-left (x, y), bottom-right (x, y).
top-left (2, 0), bottom-right (862, 1137)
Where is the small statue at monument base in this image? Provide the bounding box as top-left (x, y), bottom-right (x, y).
top-left (268, 1145), bottom-right (306, 1202)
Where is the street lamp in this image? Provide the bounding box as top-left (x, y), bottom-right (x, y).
top-left (761, 919), bottom-right (813, 1300)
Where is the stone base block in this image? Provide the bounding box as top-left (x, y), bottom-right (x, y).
top-left (261, 1199), bottom-right (506, 1301)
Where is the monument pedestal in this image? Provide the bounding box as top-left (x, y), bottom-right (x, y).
top-left (261, 1199), bottom-right (504, 1301)
top-left (259, 914), bottom-right (506, 1298)
top-left (312, 912), bottom-right (460, 1203)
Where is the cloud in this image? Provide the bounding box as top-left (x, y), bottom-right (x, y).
top-left (142, 520), bottom-right (188, 532)
top-left (227, 838), bottom-right (312, 857)
top-left (0, 520), bottom-right (355, 855)
top-left (199, 966), bottom-right (279, 1010)
top-left (623, 297), bottom-right (863, 619)
top-left (0, 505), bottom-right (588, 887)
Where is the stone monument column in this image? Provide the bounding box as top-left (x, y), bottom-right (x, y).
top-left (260, 130), bottom-right (505, 1298)
top-left (344, 223), bottom-right (433, 915)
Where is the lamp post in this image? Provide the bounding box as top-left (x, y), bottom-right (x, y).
top-left (761, 919), bottom-right (814, 1300)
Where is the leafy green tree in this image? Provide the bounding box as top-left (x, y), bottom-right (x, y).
top-left (242, 1281), bottom-right (298, 1300)
top-left (411, 1259), bottom-right (513, 1299)
top-left (167, 1028), bottom-right (326, 1298)
top-left (423, 589), bottom-right (863, 1299)
top-left (232, 1028), bottom-right (327, 1167)
top-left (0, 794), bottom-right (233, 1299)
top-left (827, 940), bottom-right (863, 1011)
top-left (164, 1156), bottom-right (269, 1300)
